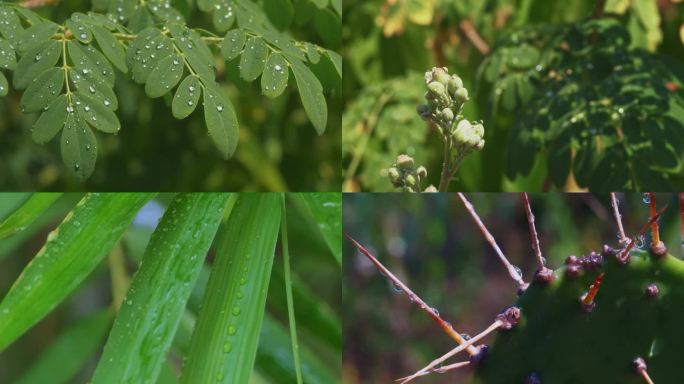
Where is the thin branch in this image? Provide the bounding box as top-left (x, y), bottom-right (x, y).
top-left (522, 193), bottom-right (545, 270)
top-left (399, 360), bottom-right (471, 381)
top-left (398, 319), bottom-right (503, 384)
top-left (634, 357), bottom-right (655, 384)
top-left (610, 193), bottom-right (628, 245)
top-left (648, 193), bottom-right (661, 246)
top-left (458, 19), bottom-right (490, 55)
top-left (345, 234), bottom-right (477, 355)
top-left (456, 193), bottom-right (526, 288)
top-left (618, 205), bottom-right (668, 263)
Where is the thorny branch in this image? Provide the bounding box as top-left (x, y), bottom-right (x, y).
top-left (610, 193), bottom-right (628, 245)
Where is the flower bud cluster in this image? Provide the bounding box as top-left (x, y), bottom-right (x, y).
top-left (387, 154), bottom-right (436, 192)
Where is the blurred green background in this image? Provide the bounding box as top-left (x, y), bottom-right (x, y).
top-left (0, 0), bottom-right (341, 191)
top-left (343, 193), bottom-right (681, 383)
top-left (342, 0), bottom-right (684, 192)
top-left (0, 193), bottom-right (341, 383)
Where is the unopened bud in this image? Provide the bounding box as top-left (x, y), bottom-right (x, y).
top-left (388, 167), bottom-right (401, 186)
top-left (428, 81), bottom-right (447, 101)
top-left (405, 174), bottom-right (417, 187)
top-left (454, 87), bottom-right (469, 103)
top-left (424, 185), bottom-right (438, 192)
top-left (440, 108), bottom-right (454, 122)
top-left (395, 154), bottom-right (414, 171)
top-left (447, 75), bottom-right (463, 94)
top-left (416, 166), bottom-right (427, 179)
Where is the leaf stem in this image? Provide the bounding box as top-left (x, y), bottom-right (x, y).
top-left (280, 194), bottom-right (303, 384)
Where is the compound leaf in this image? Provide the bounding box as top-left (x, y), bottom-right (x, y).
top-left (203, 85), bottom-right (239, 158)
top-left (91, 24), bottom-right (128, 73)
top-left (92, 193), bottom-right (228, 384)
top-left (20, 67), bottom-right (64, 113)
top-left (172, 75), bottom-right (201, 119)
top-left (261, 52), bottom-right (288, 98)
top-left (0, 193), bottom-right (154, 352)
top-left (71, 92), bottom-right (120, 133)
top-left (239, 36), bottom-right (268, 81)
top-left (13, 40), bottom-right (61, 90)
top-left (167, 23), bottom-right (215, 83)
top-left (220, 28), bottom-right (245, 61)
top-left (145, 53), bottom-right (184, 98)
top-left (60, 112), bottom-right (98, 179)
top-left (32, 94), bottom-right (68, 144)
top-left (289, 58), bottom-right (327, 134)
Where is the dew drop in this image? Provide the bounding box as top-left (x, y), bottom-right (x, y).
top-left (391, 282), bottom-right (402, 293)
top-left (223, 343), bottom-right (232, 353)
top-left (187, 100), bottom-right (194, 106)
top-left (84, 105), bottom-right (91, 112)
top-left (80, 33), bottom-right (88, 39)
top-left (104, 100), bottom-right (110, 107)
top-left (232, 306), bottom-right (240, 315)
top-left (216, 105), bottom-right (224, 112)
top-left (82, 68), bottom-right (89, 74)
top-left (642, 193), bottom-right (651, 204)
top-left (228, 325), bottom-right (236, 335)
top-left (188, 85), bottom-right (195, 92)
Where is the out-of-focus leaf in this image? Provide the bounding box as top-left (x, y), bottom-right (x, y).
top-left (0, 193), bottom-right (154, 352)
top-left (292, 193), bottom-right (341, 266)
top-left (0, 193), bottom-right (62, 240)
top-left (15, 310), bottom-right (113, 384)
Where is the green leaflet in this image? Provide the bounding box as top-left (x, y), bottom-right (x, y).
top-left (180, 194), bottom-right (281, 384)
top-left (172, 75), bottom-right (201, 119)
top-left (167, 23), bottom-right (215, 83)
top-left (295, 193), bottom-right (341, 266)
top-left (0, 71), bottom-right (7, 96)
top-left (147, 0), bottom-right (184, 23)
top-left (127, 28), bottom-right (173, 84)
top-left (239, 36), bottom-right (268, 81)
top-left (69, 68), bottom-right (118, 110)
top-left (20, 67), bottom-right (64, 113)
top-left (0, 193), bottom-right (154, 352)
top-left (0, 38), bottom-right (16, 70)
top-left (32, 95), bottom-right (67, 144)
top-left (220, 29), bottom-right (246, 61)
top-left (306, 43), bottom-right (320, 64)
top-left (16, 21), bottom-right (59, 54)
top-left (0, 193), bottom-right (62, 240)
top-left (203, 85), bottom-right (239, 158)
top-left (289, 58), bottom-right (327, 135)
top-left (66, 19), bottom-right (92, 44)
top-left (213, 1), bottom-right (236, 32)
top-left (91, 25), bottom-right (128, 73)
top-left (92, 193), bottom-right (229, 384)
top-left (263, 0), bottom-right (294, 30)
top-left (0, 6), bottom-right (24, 44)
top-left (60, 111), bottom-right (98, 179)
top-left (16, 310), bottom-right (113, 384)
top-left (325, 49), bottom-right (341, 78)
top-left (72, 92), bottom-right (120, 133)
top-left (261, 52), bottom-right (289, 98)
top-left (145, 54), bottom-right (184, 98)
top-left (67, 41), bottom-right (115, 87)
top-left (13, 40), bottom-right (61, 90)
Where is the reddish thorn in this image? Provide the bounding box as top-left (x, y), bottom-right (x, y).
top-left (581, 272), bottom-right (605, 311)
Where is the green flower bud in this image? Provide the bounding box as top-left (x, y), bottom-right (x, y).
top-left (417, 166), bottom-right (427, 179)
top-left (395, 154), bottom-right (415, 171)
top-left (453, 119), bottom-right (472, 140)
top-left (472, 122), bottom-right (484, 137)
top-left (405, 174), bottom-right (417, 187)
top-left (428, 81), bottom-right (448, 101)
top-left (441, 108), bottom-right (454, 122)
top-left (416, 104), bottom-right (431, 120)
top-left (447, 75), bottom-right (464, 94)
top-left (454, 87), bottom-right (469, 103)
top-left (425, 67), bottom-right (450, 84)
top-left (424, 185), bottom-right (438, 192)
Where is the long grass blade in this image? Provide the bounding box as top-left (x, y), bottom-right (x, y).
top-left (281, 194), bottom-right (304, 384)
top-left (0, 193), bottom-right (62, 239)
top-left (0, 193), bottom-right (154, 352)
top-left (180, 194), bottom-right (281, 384)
top-left (92, 193), bottom-right (229, 384)
top-left (15, 310), bottom-right (113, 384)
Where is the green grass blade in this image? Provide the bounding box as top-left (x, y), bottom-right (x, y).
top-left (280, 193), bottom-right (304, 384)
top-left (0, 193), bottom-right (154, 352)
top-left (180, 194), bottom-right (281, 384)
top-left (293, 193), bottom-right (342, 266)
top-left (15, 309), bottom-right (113, 384)
top-left (0, 193), bottom-right (62, 239)
top-left (92, 193), bottom-right (229, 384)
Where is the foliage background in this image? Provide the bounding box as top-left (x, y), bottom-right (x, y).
top-left (342, 0), bottom-right (684, 192)
top-left (0, 193), bottom-right (341, 383)
top-left (0, 0), bottom-right (341, 192)
top-left (343, 193), bottom-right (682, 383)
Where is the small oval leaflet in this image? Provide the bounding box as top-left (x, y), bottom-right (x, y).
top-left (0, 38), bottom-right (17, 70)
top-left (203, 85), bottom-right (238, 158)
top-left (172, 75), bottom-right (201, 119)
top-left (72, 92), bottom-right (121, 133)
top-left (13, 40), bottom-right (61, 90)
top-left (66, 19), bottom-right (92, 44)
top-left (69, 68), bottom-right (118, 110)
top-left (67, 41), bottom-right (115, 87)
top-left (239, 36), bottom-right (268, 82)
top-left (16, 21), bottom-right (59, 54)
top-left (60, 112), bottom-right (98, 179)
top-left (20, 67), bottom-right (64, 113)
top-left (261, 52), bottom-right (289, 99)
top-left (32, 94), bottom-right (68, 144)
top-left (145, 53), bottom-right (184, 98)
top-left (212, 2), bottom-right (236, 32)
top-left (288, 57), bottom-right (327, 135)
top-left (220, 29), bottom-right (246, 61)
top-left (91, 25), bottom-right (128, 73)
